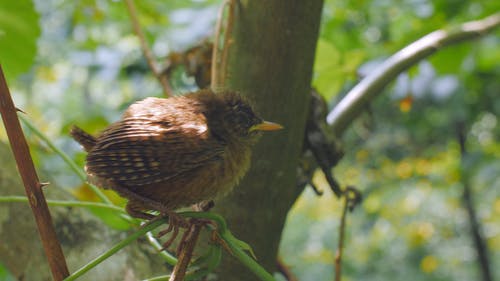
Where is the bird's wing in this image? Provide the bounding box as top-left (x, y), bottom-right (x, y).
top-left (86, 116), bottom-right (224, 186)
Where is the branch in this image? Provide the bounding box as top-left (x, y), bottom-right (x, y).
top-left (334, 194), bottom-right (349, 281)
top-left (170, 202), bottom-right (215, 281)
top-left (211, 0), bottom-right (236, 92)
top-left (327, 13), bottom-right (500, 136)
top-left (0, 65), bottom-right (69, 280)
top-left (124, 0), bottom-right (174, 97)
top-left (457, 123), bottom-right (493, 281)
top-left (219, 0), bottom-right (236, 88)
top-left (169, 222), bottom-right (203, 281)
top-left (334, 187), bottom-right (361, 281)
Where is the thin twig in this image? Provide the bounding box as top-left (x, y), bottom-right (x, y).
top-left (334, 187), bottom-right (362, 281)
top-left (219, 0), bottom-right (236, 87)
top-left (334, 194), bottom-right (349, 281)
top-left (169, 221), bottom-right (203, 281)
top-left (0, 65), bottom-right (69, 280)
top-left (169, 202), bottom-right (213, 281)
top-left (124, 0), bottom-right (174, 97)
top-left (327, 13), bottom-right (500, 136)
top-left (211, 0), bottom-right (232, 92)
top-left (457, 123), bottom-right (493, 281)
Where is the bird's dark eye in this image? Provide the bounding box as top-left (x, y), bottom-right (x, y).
top-left (231, 104), bottom-right (254, 127)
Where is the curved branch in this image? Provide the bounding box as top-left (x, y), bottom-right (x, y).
top-left (327, 13), bottom-right (500, 136)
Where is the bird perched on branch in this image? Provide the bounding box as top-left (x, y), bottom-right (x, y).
top-left (71, 89), bottom-right (282, 219)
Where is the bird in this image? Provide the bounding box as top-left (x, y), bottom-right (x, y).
top-left (70, 89), bottom-right (282, 220)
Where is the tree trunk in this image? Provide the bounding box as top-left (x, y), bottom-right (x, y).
top-left (214, 1), bottom-right (324, 279)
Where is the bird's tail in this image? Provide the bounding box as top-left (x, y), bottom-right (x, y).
top-left (70, 125), bottom-right (96, 152)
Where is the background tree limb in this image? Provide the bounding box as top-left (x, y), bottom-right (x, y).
top-left (327, 12), bottom-right (500, 136)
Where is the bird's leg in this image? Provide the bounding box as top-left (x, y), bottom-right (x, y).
top-left (193, 200), bottom-right (215, 212)
top-left (111, 184), bottom-right (191, 250)
top-left (173, 200), bottom-right (220, 255)
top-left (125, 200), bottom-right (155, 220)
top-left (111, 183), bottom-right (171, 218)
top-left (125, 198), bottom-right (188, 251)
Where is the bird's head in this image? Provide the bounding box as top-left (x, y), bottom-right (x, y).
top-left (205, 91), bottom-right (282, 144)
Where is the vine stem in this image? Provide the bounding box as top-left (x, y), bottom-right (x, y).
top-left (181, 211), bottom-right (276, 281)
top-left (124, 0), bottom-right (174, 97)
top-left (63, 218), bottom-right (167, 281)
top-left (19, 115), bottom-right (112, 205)
top-left (0, 196), bottom-right (125, 213)
top-left (59, 211), bottom-right (275, 281)
top-left (0, 65), bottom-right (69, 280)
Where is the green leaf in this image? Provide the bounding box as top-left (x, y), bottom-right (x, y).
top-left (0, 0), bottom-right (40, 81)
top-left (0, 262), bottom-right (15, 281)
top-left (430, 43), bottom-right (470, 74)
top-left (227, 232), bottom-right (257, 260)
top-left (313, 39), bottom-right (342, 99)
top-left (313, 39), bottom-right (365, 99)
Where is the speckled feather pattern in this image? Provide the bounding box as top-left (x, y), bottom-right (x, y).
top-left (71, 90), bottom-right (262, 217)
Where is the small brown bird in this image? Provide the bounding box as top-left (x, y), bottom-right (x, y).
top-left (71, 89), bottom-right (282, 219)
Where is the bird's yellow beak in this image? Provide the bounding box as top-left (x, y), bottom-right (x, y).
top-left (250, 121), bottom-right (283, 132)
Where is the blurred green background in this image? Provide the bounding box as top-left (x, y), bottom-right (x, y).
top-left (0, 0), bottom-right (498, 280)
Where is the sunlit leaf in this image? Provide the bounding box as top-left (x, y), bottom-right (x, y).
top-left (0, 0), bottom-right (40, 81)
top-left (0, 262), bottom-right (15, 281)
top-left (420, 255), bottom-right (438, 273)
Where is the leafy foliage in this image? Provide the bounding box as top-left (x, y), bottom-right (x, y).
top-left (0, 0), bottom-right (40, 81)
top-left (282, 0), bottom-right (500, 280)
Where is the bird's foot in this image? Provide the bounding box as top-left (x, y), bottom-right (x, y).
top-left (157, 211), bottom-right (190, 251)
top-left (157, 201), bottom-right (216, 253)
top-left (193, 200), bottom-right (215, 212)
top-left (174, 217), bottom-right (216, 256)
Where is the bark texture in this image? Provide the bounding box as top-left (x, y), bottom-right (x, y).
top-left (215, 1), bottom-right (324, 279)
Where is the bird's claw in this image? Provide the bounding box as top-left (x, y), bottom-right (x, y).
top-left (157, 211), bottom-right (190, 251)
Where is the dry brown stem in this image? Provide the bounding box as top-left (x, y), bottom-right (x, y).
top-left (0, 65), bottom-right (69, 280)
top-left (125, 0), bottom-right (174, 97)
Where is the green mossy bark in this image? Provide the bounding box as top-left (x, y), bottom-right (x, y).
top-left (215, 1), bottom-right (324, 279)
